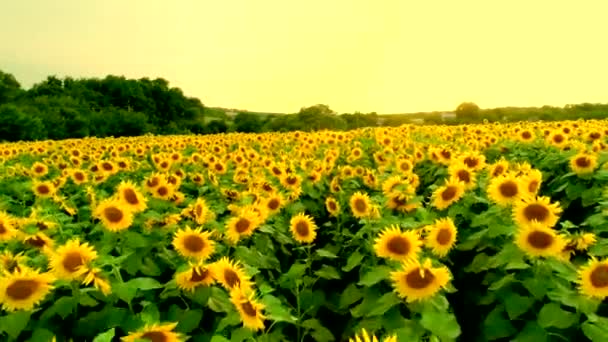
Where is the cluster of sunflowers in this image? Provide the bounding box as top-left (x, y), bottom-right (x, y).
top-left (0, 119), bottom-right (608, 341)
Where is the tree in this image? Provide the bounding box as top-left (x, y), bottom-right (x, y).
top-left (0, 70), bottom-right (22, 104)
top-left (455, 102), bottom-right (480, 121)
top-left (233, 112), bottom-right (263, 133)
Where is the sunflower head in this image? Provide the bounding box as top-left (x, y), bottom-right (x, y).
top-left (514, 221), bottom-right (567, 258)
top-left (172, 226), bottom-right (215, 260)
top-left (210, 257), bottom-right (253, 292)
top-left (425, 218), bottom-right (458, 257)
top-left (93, 198), bottom-right (134, 232)
top-left (390, 258), bottom-right (451, 303)
top-left (350, 192), bottom-right (373, 218)
top-left (289, 213), bottom-right (318, 244)
top-left (577, 257), bottom-right (608, 299)
top-left (176, 262), bottom-right (216, 292)
top-left (49, 238), bottom-right (98, 280)
top-left (122, 322), bottom-right (183, 342)
top-left (431, 179), bottom-right (466, 210)
top-left (0, 267), bottom-right (55, 312)
top-left (513, 196), bottom-right (562, 228)
top-left (116, 181), bottom-right (148, 213)
top-left (230, 287), bottom-right (266, 331)
top-left (374, 225), bottom-right (421, 262)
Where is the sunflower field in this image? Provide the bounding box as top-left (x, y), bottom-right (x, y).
top-left (2, 120), bottom-right (608, 342)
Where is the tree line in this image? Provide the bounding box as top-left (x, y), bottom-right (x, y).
top-left (1, 69), bottom-right (607, 142)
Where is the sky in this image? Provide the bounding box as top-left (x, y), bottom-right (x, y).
top-left (1, 0), bottom-right (607, 114)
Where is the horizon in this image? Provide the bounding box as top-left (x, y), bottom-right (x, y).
top-left (1, 0), bottom-right (607, 114)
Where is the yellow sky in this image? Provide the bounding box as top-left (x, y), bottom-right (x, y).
top-left (1, 0), bottom-right (607, 113)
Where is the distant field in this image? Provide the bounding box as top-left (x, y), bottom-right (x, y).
top-left (1, 120), bottom-right (608, 341)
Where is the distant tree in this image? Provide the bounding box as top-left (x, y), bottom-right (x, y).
top-left (205, 120), bottom-right (228, 134)
top-left (0, 104), bottom-right (45, 141)
top-left (233, 112), bottom-right (263, 133)
top-left (0, 70), bottom-right (22, 104)
top-left (455, 102), bottom-right (480, 121)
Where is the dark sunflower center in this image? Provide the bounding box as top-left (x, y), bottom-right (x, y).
top-left (457, 170), bottom-right (470, 183)
top-left (405, 268), bottom-right (436, 289)
top-left (183, 235), bottom-right (205, 252)
top-left (157, 186), bottom-right (169, 197)
top-left (522, 131), bottom-right (532, 139)
top-left (400, 162), bottom-right (411, 172)
top-left (195, 205), bottom-right (203, 217)
top-left (37, 185), bottom-right (50, 195)
top-left (0, 222), bottom-right (6, 234)
top-left (353, 198), bottom-right (368, 213)
top-left (26, 236), bottom-right (46, 247)
top-left (74, 172), bottom-right (84, 181)
top-left (123, 189), bottom-right (139, 205)
top-left (286, 176), bottom-right (297, 185)
top-left (441, 186), bottom-right (457, 201)
top-left (436, 228), bottom-right (452, 245)
top-left (147, 178), bottom-right (159, 187)
top-left (386, 236), bottom-right (410, 255)
top-left (464, 157), bottom-right (478, 168)
top-left (499, 181), bottom-right (518, 197)
top-left (141, 331), bottom-right (168, 342)
top-left (102, 162), bottom-right (113, 171)
top-left (492, 165), bottom-right (505, 177)
top-left (34, 166), bottom-right (45, 173)
top-left (214, 163), bottom-right (224, 172)
top-left (523, 204), bottom-right (550, 222)
top-left (268, 199), bottom-right (280, 210)
top-left (235, 218), bottom-right (251, 233)
top-left (328, 201), bottom-right (337, 211)
top-left (590, 132), bottom-right (601, 140)
top-left (295, 221), bottom-right (310, 237)
top-left (441, 150), bottom-right (451, 159)
top-left (6, 279), bottom-right (38, 300)
top-left (590, 265), bottom-right (608, 288)
top-left (241, 301), bottom-right (258, 317)
top-left (575, 157), bottom-right (591, 168)
top-left (553, 134), bottom-right (564, 143)
top-left (191, 267), bottom-right (209, 282)
top-left (224, 269), bottom-right (241, 288)
top-left (62, 251), bottom-right (84, 273)
top-left (104, 207), bottom-right (124, 223)
top-left (528, 180), bottom-right (539, 193)
top-left (527, 231), bottom-right (553, 249)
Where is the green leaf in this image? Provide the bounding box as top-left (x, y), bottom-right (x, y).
top-left (79, 293), bottom-right (99, 307)
top-left (367, 292), bottom-right (401, 317)
top-left (29, 328), bottom-right (55, 342)
top-left (489, 273), bottom-right (517, 291)
top-left (358, 266), bottom-right (391, 286)
top-left (230, 327), bottom-right (254, 342)
top-left (128, 277), bottom-right (163, 290)
top-left (537, 302), bottom-right (578, 329)
top-left (522, 276), bottom-right (548, 299)
top-left (279, 263), bottom-right (307, 288)
top-left (0, 310), bottom-right (30, 339)
top-left (339, 283), bottom-right (363, 309)
top-left (217, 311), bottom-right (241, 331)
top-left (342, 250), bottom-right (364, 272)
top-left (177, 309), bottom-right (203, 333)
top-left (140, 302), bottom-right (160, 324)
top-left (210, 336), bottom-right (231, 342)
top-left (40, 295), bottom-right (77, 320)
top-left (302, 318), bottom-right (335, 342)
top-left (315, 265), bottom-right (341, 280)
top-left (208, 287), bottom-right (233, 313)
top-left (262, 294), bottom-right (297, 323)
top-left (484, 305), bottom-right (516, 340)
top-left (419, 310), bottom-right (461, 340)
top-left (583, 321), bottom-right (608, 342)
top-left (316, 248), bottom-right (338, 259)
top-left (503, 292), bottom-right (535, 320)
top-left (513, 321), bottom-right (548, 342)
top-left (93, 328), bottom-right (116, 342)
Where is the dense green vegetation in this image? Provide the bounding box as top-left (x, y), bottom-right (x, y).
top-left (1, 69), bottom-right (607, 142)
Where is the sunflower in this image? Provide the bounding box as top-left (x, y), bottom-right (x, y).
top-left (48, 239), bottom-right (98, 280)
top-left (191, 197), bottom-right (213, 225)
top-left (574, 232), bottom-right (597, 251)
top-left (577, 257), bottom-right (608, 299)
top-left (70, 169), bottom-right (88, 185)
top-left (143, 173), bottom-right (165, 193)
top-left (381, 176), bottom-right (407, 196)
top-left (175, 261), bottom-right (216, 291)
top-left (390, 258), bottom-right (451, 302)
top-left (263, 193), bottom-right (284, 215)
top-left (425, 218), bottom-right (458, 257)
top-left (23, 232), bottom-right (55, 251)
top-left (31, 162), bottom-right (49, 178)
top-left (521, 169), bottom-right (542, 196)
top-left (32, 180), bottom-right (56, 198)
top-left (230, 287), bottom-right (266, 331)
top-left (349, 329), bottom-right (397, 342)
top-left (431, 179), bottom-right (465, 210)
top-left (350, 192), bottom-right (373, 218)
top-left (116, 181), bottom-right (148, 213)
top-left (514, 222), bottom-right (567, 258)
top-left (289, 213), bottom-right (318, 244)
top-left (82, 267), bottom-right (112, 295)
top-left (122, 322), bottom-right (183, 342)
top-left (210, 257), bottom-right (253, 292)
top-left (152, 181), bottom-right (175, 201)
top-left (448, 163), bottom-right (477, 189)
top-left (513, 196), bottom-right (562, 228)
top-left (325, 196), bottom-right (341, 217)
top-left (93, 198), bottom-right (134, 232)
top-left (0, 267), bottom-right (55, 312)
top-left (172, 226), bottom-right (215, 260)
top-left (487, 173), bottom-right (523, 206)
top-left (488, 158), bottom-right (509, 178)
top-left (0, 251), bottom-right (26, 273)
top-left (225, 208), bottom-right (262, 244)
top-left (374, 225), bottom-right (421, 262)
top-left (0, 211), bottom-right (17, 241)
top-left (570, 153), bottom-right (598, 175)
